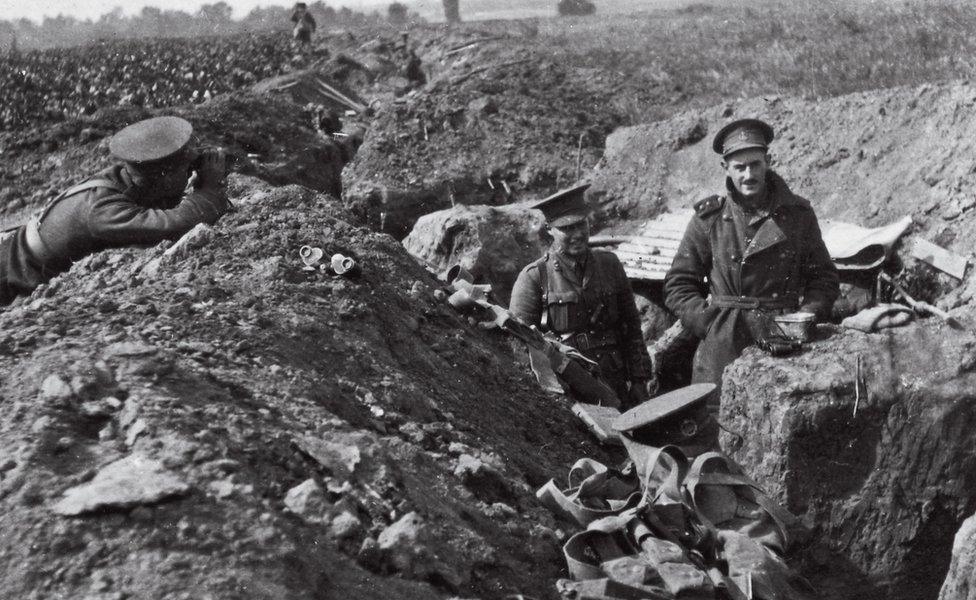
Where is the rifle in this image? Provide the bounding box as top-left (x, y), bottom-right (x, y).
top-left (449, 281), bottom-right (621, 407)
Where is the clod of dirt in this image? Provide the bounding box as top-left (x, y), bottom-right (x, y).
top-left (402, 203), bottom-right (546, 304)
top-left (720, 320), bottom-right (976, 600)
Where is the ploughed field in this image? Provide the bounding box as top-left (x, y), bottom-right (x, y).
top-left (2, 2), bottom-right (976, 599)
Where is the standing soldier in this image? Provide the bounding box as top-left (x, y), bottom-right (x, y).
top-left (510, 184), bottom-right (653, 409)
top-left (664, 118), bottom-right (839, 413)
top-left (291, 3), bottom-right (317, 47)
top-left (0, 116), bottom-right (230, 306)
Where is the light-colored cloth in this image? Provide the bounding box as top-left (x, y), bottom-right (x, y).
top-left (820, 215), bottom-right (912, 270)
top-left (841, 303), bottom-right (914, 332)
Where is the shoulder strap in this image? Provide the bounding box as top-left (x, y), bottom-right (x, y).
top-left (693, 195), bottom-right (725, 219)
top-left (539, 252), bottom-right (551, 329)
top-left (37, 178), bottom-right (124, 223)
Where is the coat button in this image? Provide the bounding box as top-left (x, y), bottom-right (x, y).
top-left (772, 292), bottom-right (779, 299)
top-left (730, 253), bottom-right (740, 261)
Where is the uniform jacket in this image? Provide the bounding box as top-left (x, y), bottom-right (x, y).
top-left (509, 248), bottom-right (652, 386)
top-left (0, 165), bottom-right (228, 305)
top-left (663, 171), bottom-right (839, 391)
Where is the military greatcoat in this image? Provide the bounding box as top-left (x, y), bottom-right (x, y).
top-left (509, 248), bottom-right (652, 399)
top-left (663, 172), bottom-right (839, 400)
top-left (0, 165), bottom-right (228, 306)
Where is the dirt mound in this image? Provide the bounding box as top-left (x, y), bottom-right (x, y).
top-left (342, 28), bottom-right (672, 238)
top-left (718, 320), bottom-right (976, 600)
top-left (0, 92), bottom-right (350, 231)
top-left (0, 174), bottom-right (614, 599)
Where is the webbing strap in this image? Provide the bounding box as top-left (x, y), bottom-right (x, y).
top-left (536, 459), bottom-right (642, 527)
top-left (711, 294), bottom-right (798, 310)
top-left (25, 178), bottom-right (125, 262)
top-left (684, 451), bottom-right (797, 551)
top-left (37, 178), bottom-right (123, 222)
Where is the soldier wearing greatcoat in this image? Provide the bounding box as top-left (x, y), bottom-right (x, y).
top-left (664, 118), bottom-right (839, 412)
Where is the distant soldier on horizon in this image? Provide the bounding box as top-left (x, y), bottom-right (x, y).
top-left (443, 0), bottom-right (461, 23)
top-left (0, 116), bottom-right (230, 307)
top-left (291, 2), bottom-right (318, 47)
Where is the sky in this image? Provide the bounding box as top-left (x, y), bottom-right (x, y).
top-left (0, 0), bottom-right (398, 23)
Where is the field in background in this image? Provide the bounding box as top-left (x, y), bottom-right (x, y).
top-left (529, 0), bottom-right (976, 123)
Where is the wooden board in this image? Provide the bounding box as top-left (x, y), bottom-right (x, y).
top-left (611, 249), bottom-right (677, 265)
top-left (571, 403), bottom-right (623, 445)
top-left (911, 238), bottom-right (969, 279)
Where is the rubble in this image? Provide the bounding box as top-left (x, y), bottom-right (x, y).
top-left (283, 479), bottom-right (331, 524)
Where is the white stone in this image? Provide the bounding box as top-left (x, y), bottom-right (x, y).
top-left (52, 454), bottom-right (190, 516)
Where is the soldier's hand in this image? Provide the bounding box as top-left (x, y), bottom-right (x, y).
top-left (194, 147), bottom-right (227, 190)
top-left (628, 379), bottom-right (651, 405)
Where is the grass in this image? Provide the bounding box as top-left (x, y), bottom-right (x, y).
top-left (538, 0), bottom-right (976, 120)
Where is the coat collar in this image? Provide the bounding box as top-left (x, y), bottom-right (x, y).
top-left (719, 170), bottom-right (804, 211)
top-left (718, 171), bottom-right (801, 259)
top-left (550, 249), bottom-right (592, 287)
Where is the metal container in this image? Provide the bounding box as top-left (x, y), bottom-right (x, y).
top-left (773, 311), bottom-right (816, 342)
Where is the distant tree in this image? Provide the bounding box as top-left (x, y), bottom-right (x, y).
top-left (388, 2), bottom-right (408, 24)
top-left (443, 0), bottom-right (461, 23)
top-left (198, 2), bottom-right (234, 34)
top-left (139, 6), bottom-right (164, 37)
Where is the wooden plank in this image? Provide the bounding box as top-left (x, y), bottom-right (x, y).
top-left (633, 227), bottom-right (686, 241)
top-left (619, 238), bottom-right (682, 252)
top-left (611, 249), bottom-right (677, 265)
top-left (621, 265), bottom-right (670, 281)
top-left (571, 403), bottom-right (623, 445)
top-left (911, 238), bottom-right (969, 279)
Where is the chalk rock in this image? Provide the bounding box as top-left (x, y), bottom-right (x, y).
top-left (40, 374), bottom-right (75, 403)
top-left (162, 223), bottom-right (214, 260)
top-left (103, 342), bottom-right (158, 359)
top-left (454, 453), bottom-right (515, 504)
top-left (284, 478), bottom-right (331, 524)
top-left (940, 513), bottom-right (976, 600)
top-left (53, 454), bottom-right (190, 516)
top-left (295, 432), bottom-right (372, 479)
top-left (402, 203), bottom-right (546, 305)
top-left (377, 511), bottom-right (462, 587)
top-left (330, 511), bottom-right (362, 540)
top-left (722, 322), bottom-right (976, 600)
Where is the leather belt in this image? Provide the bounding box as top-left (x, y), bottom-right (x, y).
top-left (24, 217), bottom-right (55, 262)
top-left (710, 294), bottom-right (798, 310)
top-left (566, 330), bottom-right (619, 351)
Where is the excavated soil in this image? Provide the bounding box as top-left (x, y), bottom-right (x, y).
top-left (0, 175), bottom-right (613, 600)
top-left (4, 9), bottom-right (976, 600)
top-left (343, 26), bottom-right (676, 238)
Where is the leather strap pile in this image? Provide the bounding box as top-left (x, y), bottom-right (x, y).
top-left (536, 440), bottom-right (815, 600)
